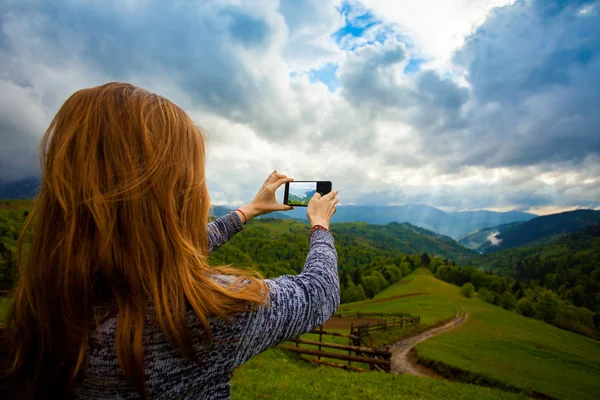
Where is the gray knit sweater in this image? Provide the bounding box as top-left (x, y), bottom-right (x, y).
top-left (73, 213), bottom-right (339, 399)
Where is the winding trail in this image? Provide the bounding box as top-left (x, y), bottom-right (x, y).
top-left (390, 313), bottom-right (469, 377)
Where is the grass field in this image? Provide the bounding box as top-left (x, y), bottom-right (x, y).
top-left (0, 297), bottom-right (8, 323)
top-left (0, 199), bottom-right (34, 211)
top-left (231, 347), bottom-right (528, 400)
top-left (339, 268), bottom-right (600, 400)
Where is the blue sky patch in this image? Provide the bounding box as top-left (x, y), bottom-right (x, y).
top-left (404, 58), bottom-right (426, 74)
top-left (333, 1), bottom-right (381, 44)
top-left (308, 63), bottom-right (340, 92)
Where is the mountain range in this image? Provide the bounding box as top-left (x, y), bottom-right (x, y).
top-left (2, 177), bottom-right (535, 239)
top-left (462, 209), bottom-right (600, 254)
top-left (255, 205), bottom-right (535, 239)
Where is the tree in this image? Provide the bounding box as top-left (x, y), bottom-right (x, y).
top-left (500, 292), bottom-right (516, 310)
top-left (478, 287), bottom-right (497, 304)
top-left (535, 290), bottom-right (561, 323)
top-left (516, 297), bottom-right (535, 317)
top-left (460, 282), bottom-right (475, 298)
top-left (362, 276), bottom-right (381, 298)
top-left (341, 282), bottom-right (367, 303)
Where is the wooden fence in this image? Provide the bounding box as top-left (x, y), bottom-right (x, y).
top-left (277, 325), bottom-right (392, 372)
top-left (351, 315), bottom-right (420, 343)
top-left (277, 312), bottom-right (421, 372)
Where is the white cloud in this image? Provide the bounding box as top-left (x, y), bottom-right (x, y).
top-left (359, 0), bottom-right (515, 67)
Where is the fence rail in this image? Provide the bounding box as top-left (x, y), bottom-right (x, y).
top-left (351, 315), bottom-right (420, 339)
top-left (0, 290), bottom-right (9, 297)
top-left (332, 311), bottom-right (411, 319)
top-left (278, 312), bottom-right (421, 372)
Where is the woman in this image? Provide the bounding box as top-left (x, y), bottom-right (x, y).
top-left (3, 82), bottom-right (340, 399)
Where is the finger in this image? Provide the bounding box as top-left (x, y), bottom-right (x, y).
top-left (271, 177), bottom-right (294, 189)
top-left (269, 173), bottom-right (287, 184)
top-left (323, 190), bottom-right (339, 199)
top-left (278, 204), bottom-right (294, 211)
top-left (264, 170), bottom-right (276, 183)
top-left (311, 192), bottom-right (322, 201)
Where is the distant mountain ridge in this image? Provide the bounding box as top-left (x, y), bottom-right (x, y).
top-left (264, 204), bottom-right (535, 239)
top-left (473, 209), bottom-right (600, 254)
top-left (0, 177), bottom-right (41, 199)
top-left (459, 221), bottom-right (524, 251)
top-left (1, 177), bottom-right (535, 239)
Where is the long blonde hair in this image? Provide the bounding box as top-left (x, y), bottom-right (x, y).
top-left (3, 82), bottom-right (268, 398)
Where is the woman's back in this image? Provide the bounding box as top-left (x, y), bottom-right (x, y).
top-left (2, 82), bottom-right (340, 399)
top-left (76, 222), bottom-right (339, 399)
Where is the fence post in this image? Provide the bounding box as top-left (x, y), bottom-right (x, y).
top-left (349, 323), bottom-right (353, 367)
top-left (318, 325), bottom-right (323, 361)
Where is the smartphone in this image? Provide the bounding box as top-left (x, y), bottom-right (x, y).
top-left (283, 181), bottom-right (332, 207)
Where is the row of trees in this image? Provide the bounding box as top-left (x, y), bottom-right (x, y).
top-left (435, 261), bottom-right (598, 339)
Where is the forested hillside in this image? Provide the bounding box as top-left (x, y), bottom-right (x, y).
top-left (481, 224), bottom-right (600, 317)
top-left (208, 218), bottom-right (479, 302)
top-left (477, 209), bottom-right (600, 253)
top-left (208, 218), bottom-right (479, 272)
top-left (0, 201), bottom-right (31, 290)
top-left (458, 221), bottom-right (523, 251)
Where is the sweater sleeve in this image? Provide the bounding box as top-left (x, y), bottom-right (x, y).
top-left (207, 213), bottom-right (244, 254)
top-left (230, 228), bottom-right (340, 369)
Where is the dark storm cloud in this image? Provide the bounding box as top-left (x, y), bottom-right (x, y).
top-left (1, 0), bottom-right (275, 121)
top-left (445, 0), bottom-right (600, 167)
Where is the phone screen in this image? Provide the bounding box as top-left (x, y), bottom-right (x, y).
top-left (284, 181), bottom-right (332, 207)
top-left (286, 182), bottom-right (317, 206)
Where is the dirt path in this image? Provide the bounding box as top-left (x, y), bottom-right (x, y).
top-left (390, 313), bottom-right (469, 377)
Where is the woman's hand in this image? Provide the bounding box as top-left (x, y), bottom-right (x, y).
top-left (307, 190), bottom-right (339, 230)
top-left (236, 170), bottom-right (294, 223)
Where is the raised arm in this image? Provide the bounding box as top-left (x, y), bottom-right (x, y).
top-left (207, 170), bottom-right (295, 254)
top-left (230, 228), bottom-right (339, 368)
top-left (207, 213), bottom-right (244, 254)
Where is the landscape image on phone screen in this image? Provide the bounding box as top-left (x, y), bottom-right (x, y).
top-left (288, 182), bottom-right (317, 206)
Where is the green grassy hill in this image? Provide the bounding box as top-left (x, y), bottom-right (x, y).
top-left (340, 268), bottom-right (600, 400)
top-left (231, 347), bottom-right (527, 400)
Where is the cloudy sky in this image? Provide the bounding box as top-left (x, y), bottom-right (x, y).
top-left (1, 0), bottom-right (599, 215)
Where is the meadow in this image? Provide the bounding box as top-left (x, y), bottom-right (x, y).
top-left (339, 268), bottom-right (600, 400)
top-left (230, 347), bottom-right (528, 400)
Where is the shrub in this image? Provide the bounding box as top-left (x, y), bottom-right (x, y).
top-left (500, 292), bottom-right (517, 310)
top-left (460, 282), bottom-right (475, 298)
top-left (478, 287), bottom-right (498, 304)
top-left (516, 297), bottom-right (535, 317)
top-left (535, 290), bottom-right (560, 323)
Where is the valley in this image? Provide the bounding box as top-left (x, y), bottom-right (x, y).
top-left (1, 199), bottom-right (599, 399)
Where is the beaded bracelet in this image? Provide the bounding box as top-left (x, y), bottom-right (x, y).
top-left (309, 224), bottom-right (329, 240)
